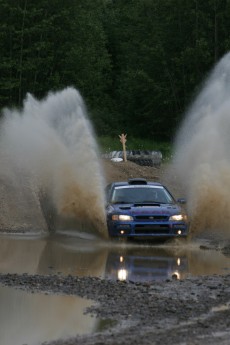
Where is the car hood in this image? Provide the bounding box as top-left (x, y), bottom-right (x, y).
top-left (107, 203), bottom-right (182, 216)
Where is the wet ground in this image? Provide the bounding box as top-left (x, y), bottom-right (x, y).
top-left (1, 233), bottom-right (230, 279)
top-left (0, 232), bottom-right (230, 345)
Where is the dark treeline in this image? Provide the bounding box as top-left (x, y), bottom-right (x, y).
top-left (0, 0), bottom-right (230, 140)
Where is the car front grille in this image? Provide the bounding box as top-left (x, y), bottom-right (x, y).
top-left (135, 215), bottom-right (168, 221)
top-left (134, 225), bottom-right (170, 234)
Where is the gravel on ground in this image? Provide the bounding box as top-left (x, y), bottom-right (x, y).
top-left (1, 159), bottom-right (230, 345)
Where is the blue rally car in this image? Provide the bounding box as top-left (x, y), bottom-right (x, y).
top-left (105, 178), bottom-right (189, 240)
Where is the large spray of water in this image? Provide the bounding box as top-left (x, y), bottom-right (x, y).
top-left (0, 87), bottom-right (107, 238)
top-left (172, 52), bottom-right (230, 236)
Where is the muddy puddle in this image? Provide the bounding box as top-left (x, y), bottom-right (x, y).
top-left (0, 233), bottom-right (230, 280)
top-left (0, 285), bottom-right (98, 345)
top-left (0, 233), bottom-right (230, 345)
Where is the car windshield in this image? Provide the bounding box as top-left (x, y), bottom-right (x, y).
top-left (111, 186), bottom-right (174, 204)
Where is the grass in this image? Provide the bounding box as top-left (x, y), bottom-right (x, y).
top-left (97, 136), bottom-right (173, 161)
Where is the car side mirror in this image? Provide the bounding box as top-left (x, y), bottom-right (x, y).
top-left (177, 198), bottom-right (186, 204)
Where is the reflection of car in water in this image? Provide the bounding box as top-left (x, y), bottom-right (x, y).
top-left (106, 178), bottom-right (189, 240)
top-left (105, 248), bottom-right (188, 282)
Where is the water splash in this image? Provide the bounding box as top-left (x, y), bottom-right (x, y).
top-left (0, 87), bottom-right (107, 238)
top-left (171, 52), bottom-right (230, 236)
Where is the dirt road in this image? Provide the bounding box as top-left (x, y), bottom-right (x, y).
top-left (0, 159), bottom-right (230, 345)
top-left (0, 271), bottom-right (228, 345)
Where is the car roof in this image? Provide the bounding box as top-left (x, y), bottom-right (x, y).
top-left (107, 178), bottom-right (163, 189)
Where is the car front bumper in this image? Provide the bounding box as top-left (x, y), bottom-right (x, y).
top-left (107, 220), bottom-right (189, 238)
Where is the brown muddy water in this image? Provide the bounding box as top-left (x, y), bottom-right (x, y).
top-left (0, 233), bottom-right (230, 345)
top-left (0, 285), bottom-right (97, 345)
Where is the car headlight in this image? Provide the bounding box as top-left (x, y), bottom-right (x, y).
top-left (169, 214), bottom-right (187, 221)
top-left (112, 214), bottom-right (134, 221)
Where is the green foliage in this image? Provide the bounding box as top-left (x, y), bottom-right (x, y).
top-left (1, 0), bottom-right (230, 140)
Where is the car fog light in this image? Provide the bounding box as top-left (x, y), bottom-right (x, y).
top-left (118, 269), bottom-right (128, 281)
top-left (172, 271), bottom-right (180, 280)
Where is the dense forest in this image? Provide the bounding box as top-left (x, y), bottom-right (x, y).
top-left (0, 0), bottom-right (230, 140)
